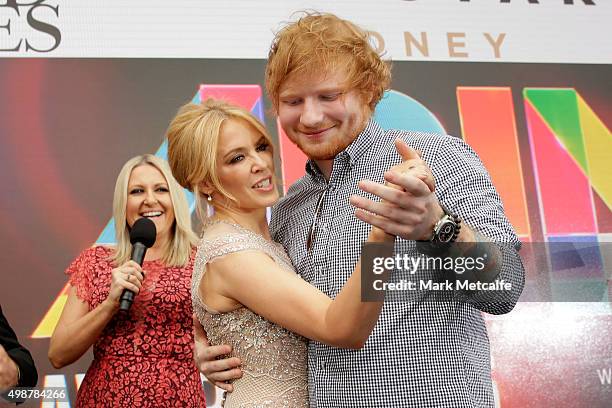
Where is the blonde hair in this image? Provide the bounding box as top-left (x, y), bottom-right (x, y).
top-left (266, 11), bottom-right (391, 112)
top-left (166, 98), bottom-right (273, 222)
top-left (111, 154), bottom-right (197, 267)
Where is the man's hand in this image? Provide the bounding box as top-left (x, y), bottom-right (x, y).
top-left (388, 139), bottom-right (435, 192)
top-left (193, 314), bottom-right (242, 392)
top-left (350, 139), bottom-right (444, 240)
top-left (0, 345), bottom-right (19, 391)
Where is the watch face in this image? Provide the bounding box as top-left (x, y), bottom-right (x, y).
top-left (437, 220), bottom-right (456, 243)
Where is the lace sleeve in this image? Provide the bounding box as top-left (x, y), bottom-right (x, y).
top-left (65, 246), bottom-right (108, 308)
top-left (204, 233), bottom-right (267, 260)
top-left (193, 229), bottom-right (273, 289)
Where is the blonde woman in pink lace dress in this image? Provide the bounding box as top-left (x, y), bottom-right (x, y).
top-left (166, 99), bottom-right (395, 407)
top-left (48, 155), bottom-right (206, 407)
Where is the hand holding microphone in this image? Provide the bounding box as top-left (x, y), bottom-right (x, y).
top-left (106, 217), bottom-right (156, 312)
top-left (108, 261), bottom-right (145, 310)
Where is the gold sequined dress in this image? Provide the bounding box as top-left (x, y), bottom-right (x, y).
top-left (192, 220), bottom-right (309, 408)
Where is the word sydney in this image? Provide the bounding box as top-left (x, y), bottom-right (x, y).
top-left (404, 32), bottom-right (506, 59)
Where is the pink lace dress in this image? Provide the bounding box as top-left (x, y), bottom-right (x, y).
top-left (192, 220), bottom-right (308, 407)
top-left (66, 245), bottom-right (206, 407)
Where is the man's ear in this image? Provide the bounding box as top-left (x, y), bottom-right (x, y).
top-left (359, 90), bottom-right (375, 114)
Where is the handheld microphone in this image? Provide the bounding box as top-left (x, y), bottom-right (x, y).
top-left (119, 217), bottom-right (156, 312)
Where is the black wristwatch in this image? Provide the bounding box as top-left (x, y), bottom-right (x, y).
top-left (430, 203), bottom-right (461, 245)
top-left (417, 203), bottom-right (461, 254)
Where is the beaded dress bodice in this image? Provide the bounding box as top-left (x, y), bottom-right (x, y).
top-left (192, 220), bottom-right (308, 408)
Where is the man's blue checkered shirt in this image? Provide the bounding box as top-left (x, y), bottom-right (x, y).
top-left (270, 119), bottom-right (525, 408)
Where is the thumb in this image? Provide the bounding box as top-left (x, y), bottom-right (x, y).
top-left (395, 139), bottom-right (420, 161)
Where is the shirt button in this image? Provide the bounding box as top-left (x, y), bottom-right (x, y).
top-left (320, 361), bottom-right (326, 370)
top-left (319, 222), bottom-right (328, 232)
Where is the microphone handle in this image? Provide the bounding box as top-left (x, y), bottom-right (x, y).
top-left (119, 242), bottom-right (148, 312)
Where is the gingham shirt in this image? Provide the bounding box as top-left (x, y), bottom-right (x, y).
top-left (270, 120), bottom-right (525, 408)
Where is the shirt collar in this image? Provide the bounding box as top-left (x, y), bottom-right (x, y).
top-left (304, 119), bottom-right (382, 179)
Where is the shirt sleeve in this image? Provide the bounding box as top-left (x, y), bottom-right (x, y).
top-left (432, 136), bottom-right (525, 314)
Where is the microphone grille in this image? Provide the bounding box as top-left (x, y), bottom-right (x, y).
top-left (129, 217), bottom-right (157, 248)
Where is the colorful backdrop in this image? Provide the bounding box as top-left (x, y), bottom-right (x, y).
top-left (0, 1), bottom-right (610, 407)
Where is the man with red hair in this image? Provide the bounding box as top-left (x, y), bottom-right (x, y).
top-left (197, 12), bottom-right (524, 408)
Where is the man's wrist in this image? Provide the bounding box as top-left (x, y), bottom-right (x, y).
top-left (420, 204), bottom-right (445, 241)
top-left (417, 203), bottom-right (461, 255)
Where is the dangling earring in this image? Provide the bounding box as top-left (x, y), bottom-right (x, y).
top-left (206, 194), bottom-right (215, 217)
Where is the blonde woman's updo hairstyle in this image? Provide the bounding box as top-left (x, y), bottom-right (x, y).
top-left (166, 98), bottom-right (273, 221)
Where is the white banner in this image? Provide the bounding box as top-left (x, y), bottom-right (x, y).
top-left (0, 1), bottom-right (609, 62)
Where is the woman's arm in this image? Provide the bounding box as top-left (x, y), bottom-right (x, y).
top-left (203, 227), bottom-right (394, 349)
top-left (48, 260), bottom-right (144, 368)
